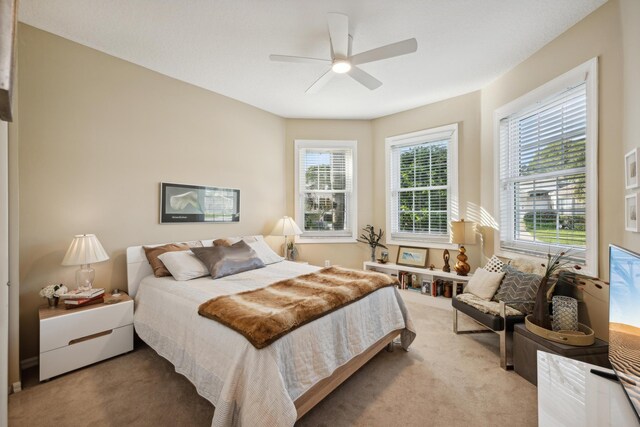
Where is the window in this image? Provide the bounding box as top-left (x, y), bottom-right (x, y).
top-left (295, 140), bottom-right (357, 242)
top-left (385, 123), bottom-right (458, 247)
top-left (495, 58), bottom-right (598, 275)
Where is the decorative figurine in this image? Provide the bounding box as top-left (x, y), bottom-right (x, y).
top-left (443, 249), bottom-right (451, 272)
top-left (429, 264), bottom-right (435, 271)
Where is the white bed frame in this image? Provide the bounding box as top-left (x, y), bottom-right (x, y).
top-left (126, 238), bottom-right (401, 420)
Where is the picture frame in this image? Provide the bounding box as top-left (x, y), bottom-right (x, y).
top-left (625, 148), bottom-right (639, 189)
top-left (160, 182), bottom-right (240, 224)
top-left (396, 246), bottom-right (428, 268)
top-left (626, 193), bottom-right (638, 232)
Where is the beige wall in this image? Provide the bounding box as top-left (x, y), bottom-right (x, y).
top-left (620, 0), bottom-right (640, 252)
top-left (480, 0), bottom-right (623, 339)
top-left (284, 119), bottom-right (373, 269)
top-left (17, 25), bottom-right (286, 360)
top-left (372, 91), bottom-right (482, 270)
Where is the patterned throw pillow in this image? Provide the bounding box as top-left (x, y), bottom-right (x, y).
top-left (484, 255), bottom-right (504, 273)
top-left (492, 265), bottom-right (542, 314)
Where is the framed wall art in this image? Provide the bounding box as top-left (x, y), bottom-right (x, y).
top-left (625, 193), bottom-right (638, 232)
top-left (625, 148), bottom-right (638, 189)
top-left (396, 246), bottom-right (429, 268)
top-left (160, 182), bottom-right (240, 224)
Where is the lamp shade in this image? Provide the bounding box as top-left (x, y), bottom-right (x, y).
top-left (450, 220), bottom-right (476, 245)
top-left (270, 216), bottom-right (303, 237)
top-left (62, 234), bottom-right (110, 266)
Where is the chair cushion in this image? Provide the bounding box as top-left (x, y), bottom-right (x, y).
top-left (453, 294), bottom-right (525, 331)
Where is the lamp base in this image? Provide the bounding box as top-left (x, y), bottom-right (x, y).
top-left (76, 265), bottom-right (95, 291)
top-left (454, 246), bottom-right (471, 276)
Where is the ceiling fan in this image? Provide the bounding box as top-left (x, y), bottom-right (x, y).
top-left (270, 13), bottom-right (418, 94)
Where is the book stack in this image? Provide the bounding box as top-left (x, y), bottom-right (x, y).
top-left (59, 288), bottom-right (105, 309)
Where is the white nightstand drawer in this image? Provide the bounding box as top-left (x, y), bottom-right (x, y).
top-left (40, 300), bottom-right (133, 353)
top-left (40, 323), bottom-right (133, 380)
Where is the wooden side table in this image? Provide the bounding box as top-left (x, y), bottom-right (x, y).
top-left (513, 322), bottom-right (610, 385)
top-left (39, 293), bottom-right (134, 381)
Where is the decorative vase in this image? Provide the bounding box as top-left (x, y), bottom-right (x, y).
top-left (370, 246), bottom-right (377, 262)
top-left (47, 297), bottom-right (59, 308)
top-left (531, 276), bottom-right (552, 330)
top-left (552, 296), bottom-right (579, 331)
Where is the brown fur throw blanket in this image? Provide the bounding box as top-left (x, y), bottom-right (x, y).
top-left (198, 266), bottom-right (399, 349)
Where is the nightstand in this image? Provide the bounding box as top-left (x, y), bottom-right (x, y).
top-left (39, 293), bottom-right (134, 381)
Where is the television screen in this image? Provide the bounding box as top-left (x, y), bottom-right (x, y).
top-left (609, 244), bottom-right (640, 419)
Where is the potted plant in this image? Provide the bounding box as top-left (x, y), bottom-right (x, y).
top-left (529, 251), bottom-right (581, 329)
top-left (357, 225), bottom-right (388, 262)
top-left (39, 283), bottom-right (68, 308)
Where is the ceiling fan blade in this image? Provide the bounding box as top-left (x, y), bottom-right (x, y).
top-left (348, 66), bottom-right (382, 90)
top-left (306, 69), bottom-right (335, 94)
top-left (350, 38), bottom-right (418, 66)
top-left (269, 54), bottom-right (331, 65)
top-left (327, 13), bottom-right (349, 59)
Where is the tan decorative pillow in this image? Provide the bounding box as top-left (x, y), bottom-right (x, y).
top-left (465, 267), bottom-right (505, 300)
top-left (143, 243), bottom-right (190, 277)
top-left (213, 238), bottom-right (233, 247)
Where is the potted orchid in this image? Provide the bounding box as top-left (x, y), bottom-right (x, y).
top-left (39, 284), bottom-right (68, 308)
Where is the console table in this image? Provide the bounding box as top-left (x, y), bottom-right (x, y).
top-left (514, 323), bottom-right (610, 385)
top-left (538, 352), bottom-right (637, 426)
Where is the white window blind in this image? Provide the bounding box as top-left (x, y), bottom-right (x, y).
top-left (295, 141), bottom-right (356, 240)
top-left (499, 82), bottom-right (588, 260)
top-left (386, 124), bottom-right (458, 245)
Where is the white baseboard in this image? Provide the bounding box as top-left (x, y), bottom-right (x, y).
top-left (20, 356), bottom-right (38, 370)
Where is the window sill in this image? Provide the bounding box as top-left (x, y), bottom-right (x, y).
top-left (386, 238), bottom-right (458, 250)
top-left (296, 237), bottom-right (357, 244)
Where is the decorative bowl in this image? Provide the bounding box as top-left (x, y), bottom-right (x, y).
top-left (525, 315), bottom-right (595, 346)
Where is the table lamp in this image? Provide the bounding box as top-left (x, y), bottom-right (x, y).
top-left (270, 216), bottom-right (302, 260)
top-left (62, 234), bottom-right (110, 290)
top-left (451, 219), bottom-right (476, 276)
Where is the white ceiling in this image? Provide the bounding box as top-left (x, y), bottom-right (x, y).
top-left (19, 0), bottom-right (606, 120)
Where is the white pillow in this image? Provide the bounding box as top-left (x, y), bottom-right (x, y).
top-left (246, 236), bottom-right (284, 265)
top-left (483, 255), bottom-right (504, 273)
top-left (157, 250), bottom-right (210, 281)
top-left (464, 267), bottom-right (505, 300)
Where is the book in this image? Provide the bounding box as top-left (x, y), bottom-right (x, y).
top-left (64, 294), bottom-right (104, 306)
top-left (59, 288), bottom-right (105, 300)
top-left (64, 297), bottom-right (104, 310)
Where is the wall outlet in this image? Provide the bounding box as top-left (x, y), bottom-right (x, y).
top-left (12, 382), bottom-right (21, 393)
top-left (324, 260), bottom-right (331, 267)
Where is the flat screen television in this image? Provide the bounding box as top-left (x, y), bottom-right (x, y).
top-left (609, 244), bottom-right (640, 420)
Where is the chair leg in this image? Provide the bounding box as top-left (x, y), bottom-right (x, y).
top-left (498, 301), bottom-right (513, 370)
top-left (453, 308), bottom-right (459, 333)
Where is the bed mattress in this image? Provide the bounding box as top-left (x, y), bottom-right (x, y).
top-left (133, 260), bottom-right (415, 426)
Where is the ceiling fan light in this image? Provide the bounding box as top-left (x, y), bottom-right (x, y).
top-left (332, 60), bottom-right (351, 74)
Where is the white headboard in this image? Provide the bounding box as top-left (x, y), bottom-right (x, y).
top-left (126, 236), bottom-right (271, 297)
top-left (126, 239), bottom-right (214, 297)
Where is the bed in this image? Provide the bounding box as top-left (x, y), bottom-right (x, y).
top-left (127, 237), bottom-right (416, 426)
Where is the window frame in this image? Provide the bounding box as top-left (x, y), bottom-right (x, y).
top-left (385, 123), bottom-right (459, 249)
top-left (294, 139), bottom-right (358, 244)
top-left (493, 57), bottom-right (599, 276)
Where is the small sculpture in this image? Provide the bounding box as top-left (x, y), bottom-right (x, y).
top-left (442, 249), bottom-right (451, 272)
top-left (429, 264), bottom-right (435, 271)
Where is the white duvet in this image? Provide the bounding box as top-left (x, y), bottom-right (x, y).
top-left (133, 261), bottom-right (416, 427)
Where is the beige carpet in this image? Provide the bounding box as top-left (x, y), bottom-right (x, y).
top-left (9, 291), bottom-right (537, 426)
